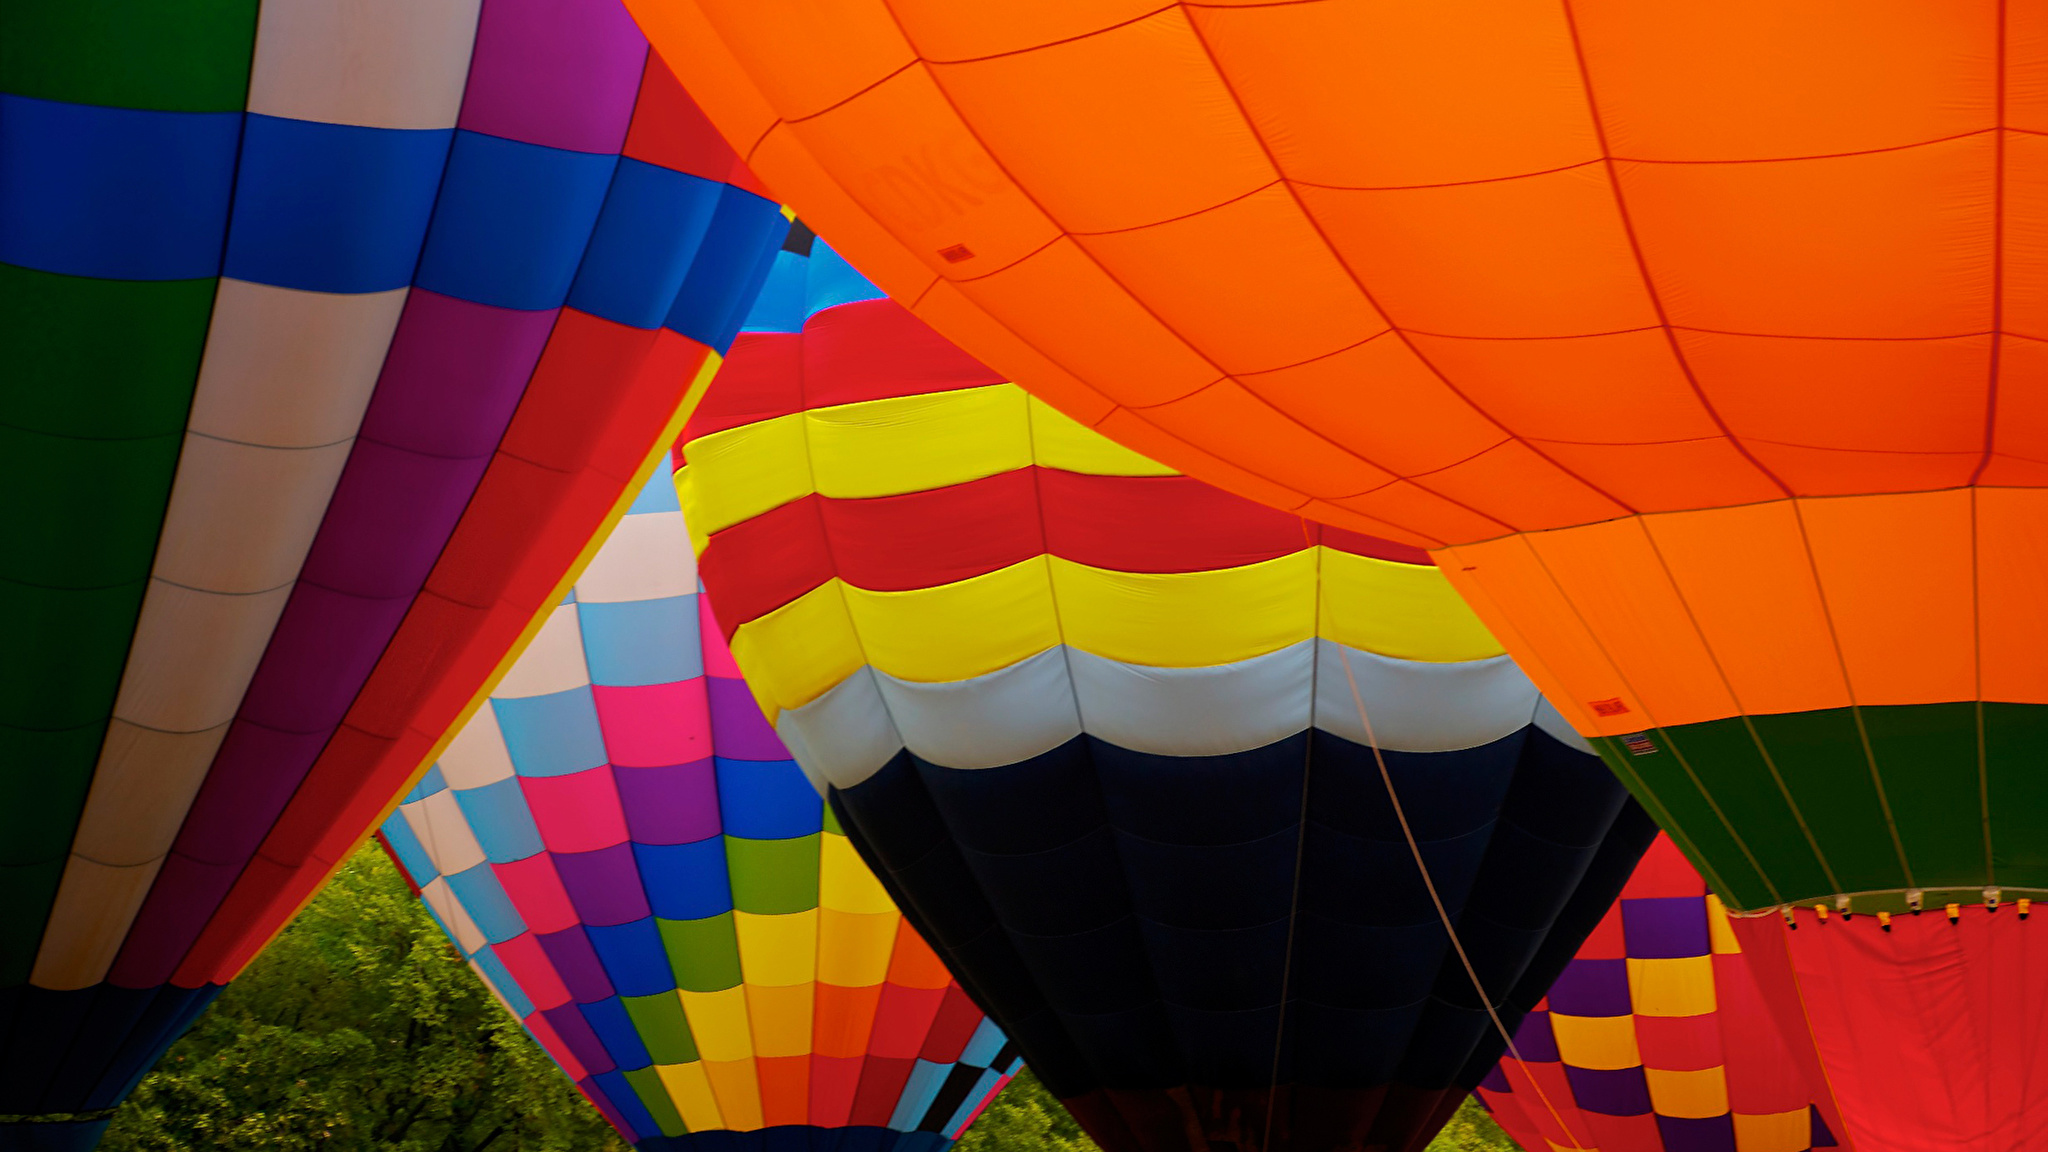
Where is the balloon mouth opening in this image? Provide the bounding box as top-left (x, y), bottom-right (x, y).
top-left (1736, 887), bottom-right (2045, 921)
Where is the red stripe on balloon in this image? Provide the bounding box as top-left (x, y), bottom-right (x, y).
top-left (190, 321), bottom-right (711, 986)
top-left (683, 299), bottom-right (1010, 444)
top-left (697, 470), bottom-right (1431, 640)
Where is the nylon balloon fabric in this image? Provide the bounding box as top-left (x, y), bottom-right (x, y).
top-left (0, 2), bottom-right (785, 1145)
top-left (674, 234), bottom-right (1659, 1152)
top-left (1476, 837), bottom-right (1846, 1152)
top-left (621, 1), bottom-right (2048, 540)
top-left (626, 0), bottom-right (2048, 912)
top-left (380, 472), bottom-right (1020, 1152)
top-left (1721, 899), bottom-right (2048, 1152)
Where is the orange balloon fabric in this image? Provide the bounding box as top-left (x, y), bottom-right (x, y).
top-left (622, 1), bottom-right (2039, 546)
top-left (627, 2), bottom-right (2048, 931)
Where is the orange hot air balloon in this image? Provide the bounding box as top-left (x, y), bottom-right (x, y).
top-left (611, 10), bottom-right (2041, 1148)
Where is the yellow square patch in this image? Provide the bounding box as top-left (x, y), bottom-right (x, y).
top-left (1628, 955), bottom-right (1717, 1017)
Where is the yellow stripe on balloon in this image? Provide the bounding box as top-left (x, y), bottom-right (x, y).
top-left (734, 909), bottom-right (819, 987)
top-left (743, 982), bottom-right (815, 1058)
top-left (682, 385), bottom-right (1183, 549)
top-left (842, 559), bottom-right (1062, 684)
top-left (820, 834), bottom-right (895, 914)
top-left (816, 908), bottom-right (899, 987)
top-left (1049, 552), bottom-right (1316, 668)
top-left (732, 549), bottom-right (1514, 722)
top-left (729, 585), bottom-right (864, 717)
top-left (1025, 392), bottom-right (1176, 477)
top-left (1319, 549), bottom-right (1503, 663)
top-left (807, 386), bottom-right (1033, 499)
top-left (678, 411), bottom-right (811, 541)
top-left (656, 1061), bottom-right (728, 1133)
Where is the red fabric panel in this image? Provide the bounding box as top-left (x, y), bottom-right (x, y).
top-left (801, 299), bottom-right (1004, 410)
top-left (336, 594), bottom-right (485, 741)
top-left (757, 1054), bottom-right (811, 1128)
top-left (623, 52), bottom-right (769, 196)
top-left (1038, 471), bottom-right (1308, 573)
top-left (494, 855), bottom-right (583, 932)
top-left (1743, 906), bottom-right (2048, 1152)
top-left (1727, 914), bottom-right (1862, 1152)
top-left (866, 984), bottom-right (946, 1058)
top-left (1584, 1109), bottom-right (1664, 1149)
top-left (1490, 1058), bottom-right (1593, 1151)
top-left (1315, 524), bottom-right (1433, 566)
top-left (499, 314), bottom-right (672, 475)
top-left (1575, 903), bottom-right (1628, 961)
top-left (917, 984), bottom-right (985, 1063)
top-left (1634, 1012), bottom-right (1724, 1072)
top-left (847, 1055), bottom-right (915, 1127)
top-left (1623, 836), bottom-right (1709, 899)
top-left (684, 330), bottom-right (803, 443)
top-left (697, 464), bottom-right (1447, 635)
top-left (818, 470), bottom-right (1043, 590)
top-left (1713, 952), bottom-right (1813, 1117)
top-left (1476, 1086), bottom-right (1545, 1152)
top-left (496, 931), bottom-right (573, 1011)
top-left (809, 1054), bottom-right (864, 1127)
top-left (698, 496), bottom-right (834, 638)
top-left (193, 324), bottom-right (708, 985)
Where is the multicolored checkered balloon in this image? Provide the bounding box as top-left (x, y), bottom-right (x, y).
top-left (1477, 836), bottom-right (1843, 1152)
top-left (382, 472), bottom-right (1019, 1152)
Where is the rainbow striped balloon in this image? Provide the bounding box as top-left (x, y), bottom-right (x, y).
top-left (382, 472), bottom-right (1019, 1152)
top-left (0, 1), bottom-right (783, 1143)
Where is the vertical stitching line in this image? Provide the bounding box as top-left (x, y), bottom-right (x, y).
top-left (1631, 513), bottom-right (1843, 900)
top-left (1784, 500), bottom-right (1916, 893)
top-left (1970, 0), bottom-right (2009, 488)
top-left (1552, 0), bottom-right (1795, 500)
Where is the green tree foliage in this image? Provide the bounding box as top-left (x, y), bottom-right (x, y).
top-left (1426, 1097), bottom-right (1521, 1152)
top-left (952, 1070), bottom-right (1520, 1152)
top-left (91, 841), bottom-right (1526, 1152)
top-left (954, 1070), bottom-right (1096, 1152)
top-left (101, 845), bottom-right (625, 1152)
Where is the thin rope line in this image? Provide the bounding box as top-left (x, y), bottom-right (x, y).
top-left (1257, 520), bottom-right (1326, 1152)
top-left (1333, 642), bottom-right (1590, 1151)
